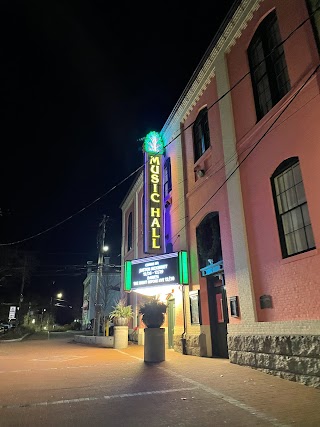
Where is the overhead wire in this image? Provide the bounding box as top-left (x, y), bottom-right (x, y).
top-left (169, 63), bottom-right (320, 243)
top-left (0, 6), bottom-right (319, 247)
top-left (116, 61), bottom-right (320, 264)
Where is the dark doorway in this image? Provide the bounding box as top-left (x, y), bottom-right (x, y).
top-left (207, 274), bottom-right (229, 358)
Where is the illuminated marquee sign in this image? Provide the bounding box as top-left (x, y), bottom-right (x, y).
top-left (143, 131), bottom-right (165, 254)
top-left (124, 251), bottom-right (189, 291)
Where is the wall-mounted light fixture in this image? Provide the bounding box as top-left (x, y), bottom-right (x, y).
top-left (230, 296), bottom-right (240, 317)
top-left (196, 169), bottom-right (205, 178)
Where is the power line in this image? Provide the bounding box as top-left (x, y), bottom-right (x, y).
top-left (113, 63), bottom-right (319, 261)
top-left (0, 7), bottom-right (318, 247)
top-left (169, 63), bottom-right (320, 242)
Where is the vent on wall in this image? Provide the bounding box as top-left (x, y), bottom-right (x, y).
top-left (196, 169), bottom-right (205, 178)
top-left (260, 295), bottom-right (273, 309)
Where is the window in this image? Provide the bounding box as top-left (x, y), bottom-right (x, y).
top-left (306, 0), bottom-right (320, 52)
top-left (193, 107), bottom-right (210, 162)
top-left (248, 10), bottom-right (290, 120)
top-left (166, 242), bottom-right (173, 253)
top-left (127, 212), bottom-right (133, 251)
top-left (271, 158), bottom-right (315, 258)
top-left (163, 157), bottom-right (172, 197)
top-left (196, 212), bottom-right (222, 269)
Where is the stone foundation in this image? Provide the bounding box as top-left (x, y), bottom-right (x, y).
top-left (173, 333), bottom-right (205, 356)
top-left (228, 335), bottom-right (320, 388)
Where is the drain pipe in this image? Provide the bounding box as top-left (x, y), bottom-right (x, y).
top-left (181, 285), bottom-right (187, 355)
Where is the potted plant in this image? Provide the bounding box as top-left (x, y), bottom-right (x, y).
top-left (139, 297), bottom-right (167, 363)
top-left (109, 298), bottom-right (133, 349)
top-left (139, 297), bottom-right (167, 328)
top-left (109, 298), bottom-right (133, 326)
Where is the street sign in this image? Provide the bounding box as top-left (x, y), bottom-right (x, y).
top-left (9, 306), bottom-right (16, 320)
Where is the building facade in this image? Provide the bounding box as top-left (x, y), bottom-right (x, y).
top-left (120, 0), bottom-right (320, 387)
top-left (82, 258), bottom-right (120, 331)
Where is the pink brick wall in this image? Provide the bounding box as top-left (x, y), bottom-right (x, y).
top-left (182, 78), bottom-right (238, 325)
top-left (226, 0), bottom-right (320, 321)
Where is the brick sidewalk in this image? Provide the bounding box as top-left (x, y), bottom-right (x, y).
top-left (120, 343), bottom-right (320, 427)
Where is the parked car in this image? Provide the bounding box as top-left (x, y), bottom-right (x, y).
top-left (0, 325), bottom-right (5, 334)
top-left (0, 323), bottom-right (10, 333)
top-left (9, 319), bottom-right (16, 329)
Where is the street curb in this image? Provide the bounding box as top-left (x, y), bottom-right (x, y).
top-left (0, 333), bottom-right (30, 343)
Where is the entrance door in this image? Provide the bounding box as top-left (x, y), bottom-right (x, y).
top-left (167, 298), bottom-right (175, 349)
top-left (207, 275), bottom-right (229, 358)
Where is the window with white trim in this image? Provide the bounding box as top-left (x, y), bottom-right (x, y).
top-left (271, 158), bottom-right (315, 258)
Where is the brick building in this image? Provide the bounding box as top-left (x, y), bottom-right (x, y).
top-left (120, 0), bottom-right (320, 387)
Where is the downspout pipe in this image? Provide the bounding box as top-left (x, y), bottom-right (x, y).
top-left (181, 285), bottom-right (187, 355)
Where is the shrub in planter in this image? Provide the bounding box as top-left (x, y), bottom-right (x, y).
top-left (109, 298), bottom-right (134, 326)
top-left (139, 297), bottom-right (167, 328)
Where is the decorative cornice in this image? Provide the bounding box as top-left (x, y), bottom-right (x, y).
top-left (120, 170), bottom-right (143, 212)
top-left (225, 0), bottom-right (264, 53)
top-left (163, 0), bottom-right (264, 131)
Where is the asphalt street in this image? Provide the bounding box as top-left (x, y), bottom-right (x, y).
top-left (0, 332), bottom-right (319, 426)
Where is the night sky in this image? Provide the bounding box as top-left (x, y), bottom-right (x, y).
top-left (0, 1), bottom-right (236, 319)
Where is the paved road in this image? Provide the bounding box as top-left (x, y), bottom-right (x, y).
top-left (0, 332), bottom-right (319, 427)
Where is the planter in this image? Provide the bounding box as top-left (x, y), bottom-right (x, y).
top-left (142, 312), bottom-right (165, 328)
top-left (113, 325), bottom-right (129, 349)
top-left (113, 317), bottom-right (129, 326)
top-left (144, 328), bottom-right (165, 363)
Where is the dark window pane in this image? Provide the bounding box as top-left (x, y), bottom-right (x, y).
top-left (282, 211), bottom-right (293, 234)
top-left (193, 108), bottom-right (210, 162)
top-left (164, 157), bottom-right (172, 197)
top-left (294, 229), bottom-right (308, 252)
top-left (306, 0), bottom-right (320, 52)
top-left (306, 224), bottom-right (315, 247)
top-left (127, 212), bottom-right (133, 251)
top-left (290, 208), bottom-right (304, 230)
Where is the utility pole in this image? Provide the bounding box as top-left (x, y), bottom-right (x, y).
top-left (93, 215), bottom-right (108, 336)
top-left (17, 256), bottom-right (27, 326)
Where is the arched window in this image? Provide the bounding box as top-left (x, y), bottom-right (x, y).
top-left (196, 212), bottom-right (222, 269)
top-left (271, 157), bottom-right (315, 258)
top-left (127, 212), bottom-right (133, 252)
top-left (306, 0), bottom-right (320, 52)
top-left (164, 157), bottom-right (172, 197)
top-left (193, 107), bottom-right (210, 162)
top-left (248, 10), bottom-right (290, 120)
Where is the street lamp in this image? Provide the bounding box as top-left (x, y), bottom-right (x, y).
top-left (47, 292), bottom-right (63, 332)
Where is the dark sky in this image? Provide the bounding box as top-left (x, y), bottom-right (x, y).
top-left (0, 0), bottom-right (236, 314)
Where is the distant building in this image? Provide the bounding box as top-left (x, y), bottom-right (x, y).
top-left (82, 257), bottom-right (120, 330)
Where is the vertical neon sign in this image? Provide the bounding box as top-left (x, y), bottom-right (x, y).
top-left (144, 131), bottom-right (164, 254)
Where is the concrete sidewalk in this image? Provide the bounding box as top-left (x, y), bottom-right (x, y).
top-left (119, 343), bottom-right (320, 427)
